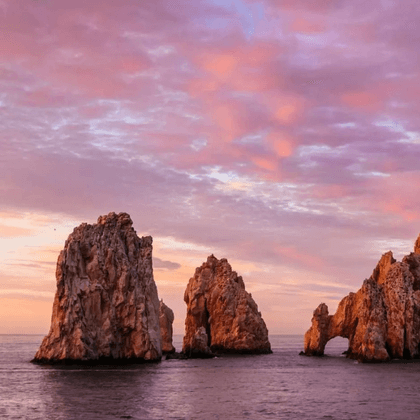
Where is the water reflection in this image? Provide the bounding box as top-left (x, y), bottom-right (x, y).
top-left (37, 355), bottom-right (281, 420)
top-left (141, 354), bottom-right (279, 419)
top-left (39, 364), bottom-right (161, 420)
top-left (3, 335), bottom-right (420, 420)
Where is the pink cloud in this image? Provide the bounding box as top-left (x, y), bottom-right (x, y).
top-left (2, 0), bottom-right (420, 335)
top-left (0, 224), bottom-right (34, 238)
top-left (252, 156), bottom-right (279, 172)
top-left (341, 90), bottom-right (384, 112)
top-left (187, 42), bottom-right (284, 108)
top-left (18, 88), bottom-right (80, 108)
top-left (360, 172), bottom-right (420, 222)
top-left (291, 17), bottom-right (327, 34)
top-left (311, 184), bottom-right (350, 200)
top-left (201, 53), bottom-right (238, 79)
top-left (263, 93), bottom-right (307, 125)
top-left (78, 103), bottom-right (114, 119)
top-left (346, 22), bottom-right (378, 43)
top-left (267, 131), bottom-right (295, 157)
top-left (212, 103), bottom-right (248, 142)
top-left (272, 0), bottom-right (338, 12)
top-left (275, 245), bottom-right (324, 271)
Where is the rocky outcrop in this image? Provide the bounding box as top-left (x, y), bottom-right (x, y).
top-left (182, 255), bottom-right (271, 357)
top-left (304, 237), bottom-right (420, 362)
top-left (32, 212), bottom-right (162, 364)
top-left (159, 299), bottom-right (175, 354)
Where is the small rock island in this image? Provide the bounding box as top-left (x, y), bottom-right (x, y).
top-left (32, 212), bottom-right (162, 364)
top-left (182, 255), bottom-right (271, 357)
top-left (159, 299), bottom-right (175, 354)
top-left (304, 234), bottom-right (420, 362)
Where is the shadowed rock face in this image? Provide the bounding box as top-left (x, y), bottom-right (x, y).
top-left (33, 212), bottom-right (162, 364)
top-left (304, 238), bottom-right (420, 362)
top-left (159, 300), bottom-right (175, 354)
top-left (182, 255), bottom-right (271, 357)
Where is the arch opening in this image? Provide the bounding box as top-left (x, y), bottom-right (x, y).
top-left (324, 336), bottom-right (349, 357)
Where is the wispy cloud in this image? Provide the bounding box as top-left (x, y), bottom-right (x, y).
top-left (153, 257), bottom-right (181, 271)
top-left (1, 0), bottom-right (420, 333)
top-left (0, 289), bottom-right (55, 300)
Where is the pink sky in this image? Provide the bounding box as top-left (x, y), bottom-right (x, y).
top-left (1, 0), bottom-right (419, 336)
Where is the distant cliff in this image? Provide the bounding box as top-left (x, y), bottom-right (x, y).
top-left (33, 212), bottom-right (162, 364)
top-left (304, 235), bottom-right (420, 362)
top-left (182, 255), bottom-right (271, 357)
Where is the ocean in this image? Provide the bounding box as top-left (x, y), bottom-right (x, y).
top-left (1, 334), bottom-right (419, 420)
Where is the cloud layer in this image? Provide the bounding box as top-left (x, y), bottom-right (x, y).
top-left (1, 0), bottom-right (420, 334)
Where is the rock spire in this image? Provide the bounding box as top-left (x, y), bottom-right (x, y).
top-left (33, 212), bottom-right (162, 363)
top-left (182, 255), bottom-right (271, 357)
top-left (159, 299), bottom-right (175, 354)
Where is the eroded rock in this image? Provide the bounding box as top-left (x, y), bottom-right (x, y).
top-left (182, 255), bottom-right (271, 357)
top-left (304, 235), bottom-right (420, 362)
top-left (159, 299), bottom-right (175, 354)
top-left (32, 212), bottom-right (162, 364)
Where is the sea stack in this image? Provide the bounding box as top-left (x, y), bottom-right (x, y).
top-left (33, 212), bottom-right (162, 364)
top-left (182, 255), bottom-right (271, 357)
top-left (159, 299), bottom-right (175, 354)
top-left (304, 235), bottom-right (420, 362)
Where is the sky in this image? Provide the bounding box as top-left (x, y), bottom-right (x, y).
top-left (1, 0), bottom-right (420, 337)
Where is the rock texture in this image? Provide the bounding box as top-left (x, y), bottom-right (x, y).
top-left (159, 299), bottom-right (175, 354)
top-left (304, 237), bottom-right (420, 362)
top-left (182, 255), bottom-right (271, 357)
top-left (33, 212), bottom-right (162, 364)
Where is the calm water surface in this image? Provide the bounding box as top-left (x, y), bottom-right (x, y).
top-left (1, 335), bottom-right (419, 419)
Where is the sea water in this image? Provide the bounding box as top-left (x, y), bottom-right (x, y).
top-left (1, 334), bottom-right (420, 419)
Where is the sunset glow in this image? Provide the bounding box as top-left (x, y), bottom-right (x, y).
top-left (1, 0), bottom-right (419, 335)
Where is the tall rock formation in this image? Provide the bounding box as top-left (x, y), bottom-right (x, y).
top-left (159, 299), bottom-right (175, 354)
top-left (182, 255), bottom-right (271, 357)
top-left (304, 237), bottom-right (420, 362)
top-left (33, 212), bottom-right (162, 364)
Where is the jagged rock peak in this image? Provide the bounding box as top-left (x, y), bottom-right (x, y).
top-left (32, 212), bottom-right (162, 364)
top-left (182, 255), bottom-right (271, 358)
top-left (160, 299), bottom-right (175, 354)
top-left (304, 234), bottom-right (420, 362)
top-left (371, 251), bottom-right (395, 285)
top-left (97, 211), bottom-right (133, 226)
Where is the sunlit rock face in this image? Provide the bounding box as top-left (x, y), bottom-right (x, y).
top-left (182, 255), bottom-right (272, 358)
top-left (304, 237), bottom-right (420, 362)
top-left (159, 299), bottom-right (175, 354)
top-left (33, 212), bottom-right (162, 364)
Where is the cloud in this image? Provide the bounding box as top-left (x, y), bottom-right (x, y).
top-left (7, 260), bottom-right (56, 270)
top-left (153, 257), bottom-right (181, 270)
top-left (0, 289), bottom-right (54, 300)
top-left (2, 0), bottom-right (420, 334)
top-left (0, 224), bottom-right (34, 238)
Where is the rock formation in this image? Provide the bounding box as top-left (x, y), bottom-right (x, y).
top-left (159, 299), bottom-right (175, 354)
top-left (33, 212), bottom-right (162, 364)
top-left (304, 237), bottom-right (420, 362)
top-left (182, 255), bottom-right (271, 357)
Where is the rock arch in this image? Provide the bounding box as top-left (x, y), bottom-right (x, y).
top-left (304, 246), bottom-right (420, 362)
